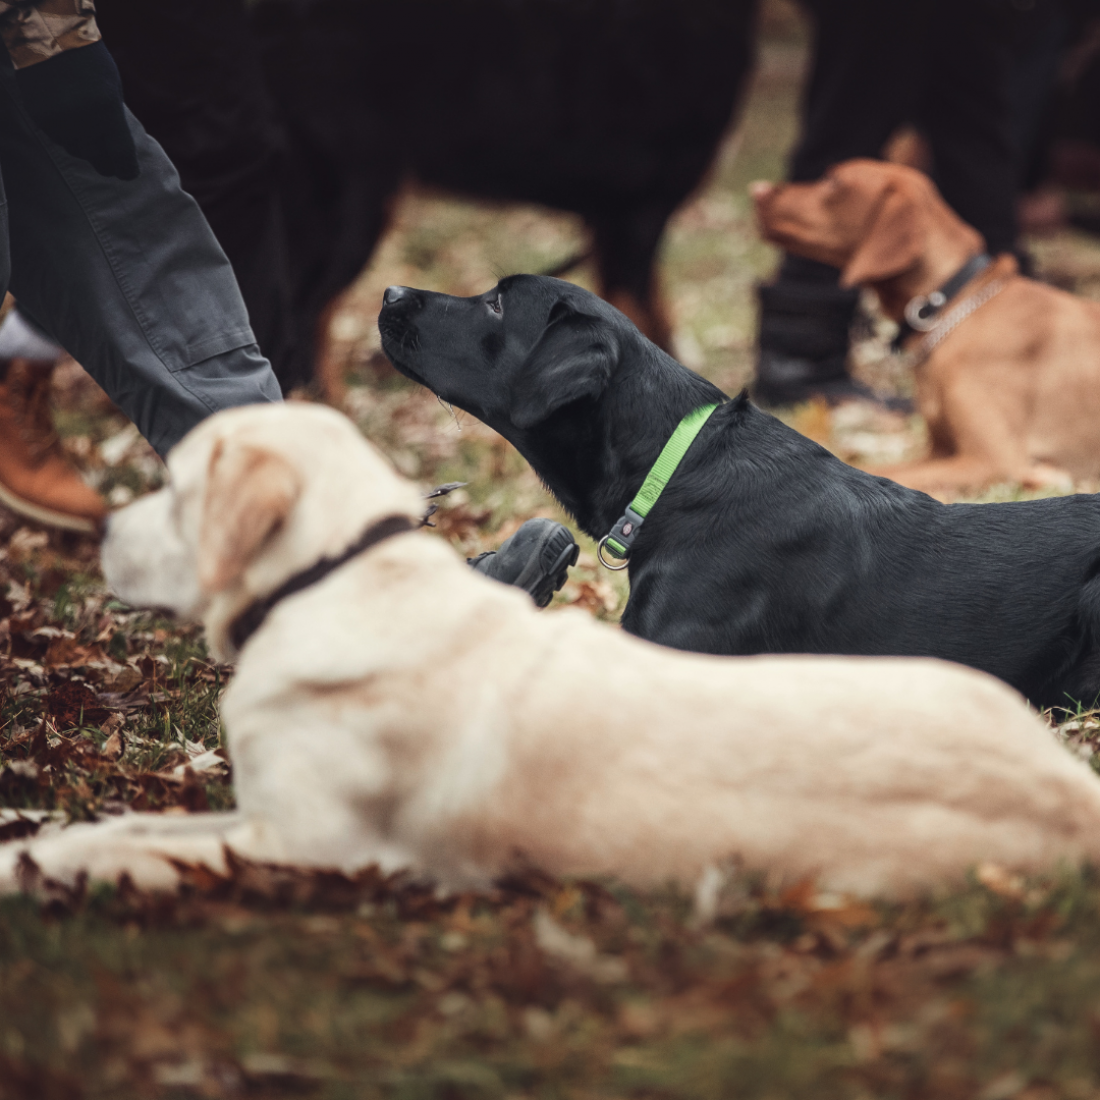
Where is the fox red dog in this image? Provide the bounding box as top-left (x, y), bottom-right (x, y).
top-left (753, 158), bottom-right (1100, 494)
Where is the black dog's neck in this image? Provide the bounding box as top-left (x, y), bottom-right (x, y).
top-left (518, 350), bottom-right (727, 539)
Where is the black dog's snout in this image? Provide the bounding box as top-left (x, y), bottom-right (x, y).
top-left (383, 285), bottom-right (413, 306)
top-left (377, 284), bottom-right (427, 374)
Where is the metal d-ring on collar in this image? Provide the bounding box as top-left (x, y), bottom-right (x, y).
top-left (597, 508), bottom-right (641, 570)
top-left (597, 402), bottom-right (721, 571)
top-left (899, 252), bottom-right (992, 336)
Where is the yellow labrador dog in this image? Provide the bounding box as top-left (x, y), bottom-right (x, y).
top-left (4, 403), bottom-right (1100, 898)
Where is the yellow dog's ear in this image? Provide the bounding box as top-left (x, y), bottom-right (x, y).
top-left (840, 182), bottom-right (925, 288)
top-left (197, 440), bottom-right (302, 594)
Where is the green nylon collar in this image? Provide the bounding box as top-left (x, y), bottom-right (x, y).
top-left (597, 402), bottom-right (720, 569)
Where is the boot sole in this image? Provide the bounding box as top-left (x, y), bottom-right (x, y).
top-left (0, 478), bottom-right (99, 534)
top-left (524, 535), bottom-right (580, 608)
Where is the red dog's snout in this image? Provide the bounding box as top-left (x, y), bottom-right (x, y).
top-left (749, 179), bottom-right (777, 203)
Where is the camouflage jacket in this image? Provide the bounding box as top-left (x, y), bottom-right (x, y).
top-left (0, 0), bottom-right (98, 70)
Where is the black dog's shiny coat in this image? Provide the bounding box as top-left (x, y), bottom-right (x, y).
top-left (379, 275), bottom-right (1100, 709)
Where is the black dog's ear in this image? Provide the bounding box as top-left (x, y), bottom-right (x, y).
top-left (510, 307), bottom-right (618, 429)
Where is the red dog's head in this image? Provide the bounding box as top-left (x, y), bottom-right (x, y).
top-left (752, 159), bottom-right (985, 301)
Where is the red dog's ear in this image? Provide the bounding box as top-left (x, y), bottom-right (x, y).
top-left (197, 440), bottom-right (301, 594)
top-left (840, 182), bottom-right (925, 288)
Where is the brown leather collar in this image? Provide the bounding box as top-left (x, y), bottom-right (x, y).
top-left (228, 513), bottom-right (418, 652)
top-left (894, 252), bottom-right (992, 348)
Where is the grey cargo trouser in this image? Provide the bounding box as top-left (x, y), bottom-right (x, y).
top-left (0, 51), bottom-right (281, 458)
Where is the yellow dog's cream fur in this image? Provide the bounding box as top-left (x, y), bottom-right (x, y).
top-left (4, 403), bottom-right (1100, 898)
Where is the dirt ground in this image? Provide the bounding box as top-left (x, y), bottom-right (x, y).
top-left (9, 3), bottom-right (1100, 1098)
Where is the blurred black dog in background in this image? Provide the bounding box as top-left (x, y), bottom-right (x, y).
top-left (379, 275), bottom-right (1100, 711)
top-left (100, 0), bottom-right (758, 390)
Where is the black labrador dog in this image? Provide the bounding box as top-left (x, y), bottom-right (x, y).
top-left (379, 275), bottom-right (1100, 710)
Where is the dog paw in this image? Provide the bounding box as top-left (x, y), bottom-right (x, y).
top-left (1021, 463), bottom-right (1074, 492)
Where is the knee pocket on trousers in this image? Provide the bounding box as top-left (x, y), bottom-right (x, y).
top-left (164, 328), bottom-right (258, 374)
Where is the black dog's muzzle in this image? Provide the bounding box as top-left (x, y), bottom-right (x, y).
top-left (383, 285), bottom-right (418, 307)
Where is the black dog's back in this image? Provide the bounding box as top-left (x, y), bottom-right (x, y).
top-left (631, 397), bottom-right (1100, 709)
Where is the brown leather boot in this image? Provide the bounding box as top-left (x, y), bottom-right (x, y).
top-left (0, 358), bottom-right (106, 533)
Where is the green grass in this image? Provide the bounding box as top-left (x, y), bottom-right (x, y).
top-left (8, 866), bottom-right (1100, 1098)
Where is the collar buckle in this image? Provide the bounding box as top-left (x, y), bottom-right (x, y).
top-left (598, 505), bottom-right (644, 569)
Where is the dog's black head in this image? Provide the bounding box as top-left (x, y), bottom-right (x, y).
top-left (378, 274), bottom-right (724, 534)
top-left (378, 275), bottom-right (629, 429)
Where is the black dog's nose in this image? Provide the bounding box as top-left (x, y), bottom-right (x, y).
top-left (383, 285), bottom-right (411, 306)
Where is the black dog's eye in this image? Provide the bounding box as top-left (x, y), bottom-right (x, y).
top-left (487, 295), bottom-right (502, 315)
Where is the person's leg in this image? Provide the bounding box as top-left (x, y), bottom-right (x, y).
top-left (96, 0), bottom-right (301, 394)
top-left (755, 0), bottom-right (919, 406)
top-left (0, 149), bottom-right (105, 531)
top-left (787, 0), bottom-right (919, 185)
top-left (755, 256), bottom-right (863, 405)
top-left (0, 140), bottom-right (104, 533)
top-left (0, 52), bottom-right (280, 459)
top-left (0, 309), bottom-right (107, 531)
top-left (1006, 2), bottom-right (1068, 201)
top-left (921, 0), bottom-right (1020, 257)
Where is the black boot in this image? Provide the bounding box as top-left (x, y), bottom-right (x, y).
top-left (469, 518), bottom-right (579, 608)
top-left (753, 277), bottom-right (875, 406)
